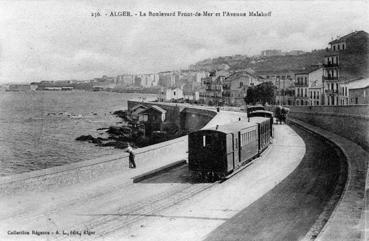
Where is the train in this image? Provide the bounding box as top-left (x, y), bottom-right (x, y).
top-left (188, 116), bottom-right (273, 181)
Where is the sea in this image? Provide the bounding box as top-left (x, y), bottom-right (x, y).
top-left (0, 90), bottom-right (156, 177)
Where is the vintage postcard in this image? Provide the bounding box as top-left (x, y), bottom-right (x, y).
top-left (0, 0), bottom-right (368, 240)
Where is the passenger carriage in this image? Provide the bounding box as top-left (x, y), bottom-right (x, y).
top-left (188, 117), bottom-right (272, 181)
top-left (246, 105), bottom-right (265, 116)
top-left (247, 110), bottom-right (274, 137)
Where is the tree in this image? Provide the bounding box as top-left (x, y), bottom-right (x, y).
top-left (244, 82), bottom-right (276, 105)
top-left (245, 86), bottom-right (257, 105)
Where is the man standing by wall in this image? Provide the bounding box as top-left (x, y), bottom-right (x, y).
top-left (126, 144), bottom-right (136, 168)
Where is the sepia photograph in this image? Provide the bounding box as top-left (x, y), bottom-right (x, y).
top-left (0, 0), bottom-right (368, 240)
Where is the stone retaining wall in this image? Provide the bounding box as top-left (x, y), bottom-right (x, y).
top-left (288, 105), bottom-right (369, 151)
top-left (0, 134), bottom-right (187, 195)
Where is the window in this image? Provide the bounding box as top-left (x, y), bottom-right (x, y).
top-left (203, 135), bottom-right (206, 147)
top-left (240, 82), bottom-right (243, 88)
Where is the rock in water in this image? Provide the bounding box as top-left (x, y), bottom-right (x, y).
top-left (75, 135), bottom-right (94, 141)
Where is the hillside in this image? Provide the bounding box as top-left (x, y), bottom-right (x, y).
top-left (189, 50), bottom-right (327, 73)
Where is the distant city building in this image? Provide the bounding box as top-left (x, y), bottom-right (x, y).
top-left (261, 49), bottom-right (283, 57)
top-left (323, 30), bottom-right (369, 105)
top-left (182, 82), bottom-right (200, 101)
top-left (138, 73), bottom-right (160, 88)
top-left (116, 74), bottom-right (134, 86)
top-left (158, 72), bottom-right (177, 88)
top-left (195, 71), bottom-right (208, 83)
top-left (308, 68), bottom-right (324, 106)
top-left (256, 70), bottom-right (295, 89)
top-left (295, 67), bottom-right (323, 106)
top-left (158, 87), bottom-right (183, 101)
top-left (91, 75), bottom-right (116, 89)
top-left (256, 70), bottom-right (296, 105)
top-left (285, 50), bottom-right (306, 56)
top-left (200, 70), bottom-right (229, 105)
top-left (183, 91), bottom-right (200, 102)
top-left (222, 70), bottom-right (260, 106)
top-left (6, 84), bottom-right (31, 91)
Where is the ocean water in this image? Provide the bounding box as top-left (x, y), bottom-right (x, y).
top-left (0, 90), bottom-right (155, 176)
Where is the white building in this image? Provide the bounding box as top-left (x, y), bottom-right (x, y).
top-left (295, 67), bottom-right (324, 106)
top-left (195, 71), bottom-right (208, 83)
top-left (158, 87), bottom-right (184, 101)
top-left (184, 91), bottom-right (200, 101)
top-left (138, 73), bottom-right (160, 88)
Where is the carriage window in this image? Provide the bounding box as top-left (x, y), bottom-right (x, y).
top-left (203, 135), bottom-right (206, 147)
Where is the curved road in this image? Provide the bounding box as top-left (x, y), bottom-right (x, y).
top-left (0, 124), bottom-right (346, 241)
top-left (204, 125), bottom-right (347, 241)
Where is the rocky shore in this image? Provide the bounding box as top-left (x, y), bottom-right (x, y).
top-left (75, 110), bottom-right (183, 149)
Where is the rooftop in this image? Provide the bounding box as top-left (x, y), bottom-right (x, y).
top-left (345, 78), bottom-right (369, 89)
top-left (329, 30), bottom-right (369, 44)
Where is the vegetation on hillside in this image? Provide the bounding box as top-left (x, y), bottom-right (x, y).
top-left (189, 50), bottom-right (326, 73)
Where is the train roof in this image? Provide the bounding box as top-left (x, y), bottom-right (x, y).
top-left (249, 110), bottom-right (273, 115)
top-left (247, 105), bottom-right (265, 111)
top-left (199, 117), bottom-right (270, 134)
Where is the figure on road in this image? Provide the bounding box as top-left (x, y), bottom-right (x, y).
top-left (126, 144), bottom-right (136, 168)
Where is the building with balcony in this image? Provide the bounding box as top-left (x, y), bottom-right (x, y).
top-left (295, 72), bottom-right (309, 106)
top-left (256, 70), bottom-right (296, 105)
top-left (222, 70), bottom-right (260, 106)
top-left (295, 67), bottom-right (324, 106)
top-left (200, 70), bottom-right (229, 105)
top-left (323, 30), bottom-right (369, 105)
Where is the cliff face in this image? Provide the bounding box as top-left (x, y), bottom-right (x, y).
top-left (189, 50), bottom-right (327, 72)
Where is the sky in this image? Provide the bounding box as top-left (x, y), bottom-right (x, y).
top-left (0, 0), bottom-right (368, 84)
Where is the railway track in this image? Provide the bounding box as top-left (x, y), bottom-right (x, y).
top-left (53, 177), bottom-right (217, 240)
top-left (93, 182), bottom-right (216, 238)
